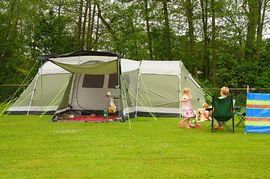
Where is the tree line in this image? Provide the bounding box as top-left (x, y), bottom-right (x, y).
top-left (0, 0), bottom-right (270, 88)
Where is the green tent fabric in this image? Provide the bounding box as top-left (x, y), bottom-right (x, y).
top-left (124, 60), bottom-right (206, 116)
top-left (7, 61), bottom-right (71, 114)
top-left (7, 51), bottom-right (206, 118)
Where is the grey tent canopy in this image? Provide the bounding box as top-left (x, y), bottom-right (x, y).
top-left (7, 50), bottom-right (206, 117)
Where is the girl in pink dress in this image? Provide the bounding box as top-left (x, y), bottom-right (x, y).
top-left (179, 88), bottom-right (194, 128)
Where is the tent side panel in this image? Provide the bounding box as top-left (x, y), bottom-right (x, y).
top-left (121, 70), bottom-right (139, 114)
top-left (7, 74), bottom-right (70, 113)
top-left (56, 74), bottom-right (74, 112)
top-left (33, 74), bottom-right (70, 106)
top-left (9, 75), bottom-right (38, 107)
top-left (123, 71), bottom-right (138, 107)
top-left (137, 74), bottom-right (180, 114)
top-left (181, 65), bottom-right (205, 110)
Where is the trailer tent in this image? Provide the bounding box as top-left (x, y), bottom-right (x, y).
top-left (7, 51), bottom-right (206, 118)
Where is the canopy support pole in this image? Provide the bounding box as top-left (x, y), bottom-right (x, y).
top-left (27, 70), bottom-right (40, 115)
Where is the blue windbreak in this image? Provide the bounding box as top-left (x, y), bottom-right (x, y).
top-left (246, 92), bottom-right (270, 134)
top-left (245, 126), bottom-right (270, 134)
top-left (246, 108), bottom-right (270, 118)
top-left (247, 92), bottom-right (270, 101)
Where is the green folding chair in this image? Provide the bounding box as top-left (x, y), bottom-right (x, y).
top-left (212, 96), bottom-right (235, 133)
top-left (234, 106), bottom-right (246, 127)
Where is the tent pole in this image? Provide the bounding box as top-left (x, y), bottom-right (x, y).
top-left (68, 74), bottom-right (75, 108)
top-left (135, 75), bottom-right (140, 118)
top-left (27, 57), bottom-right (43, 115)
top-left (114, 57), bottom-right (130, 122)
top-left (118, 57), bottom-right (121, 115)
top-left (121, 76), bottom-right (131, 127)
top-left (245, 85), bottom-right (249, 134)
top-left (135, 61), bottom-right (142, 118)
top-left (27, 70), bottom-right (39, 115)
top-left (179, 61), bottom-right (182, 118)
top-left (40, 59), bottom-right (43, 114)
top-left (122, 78), bottom-right (157, 120)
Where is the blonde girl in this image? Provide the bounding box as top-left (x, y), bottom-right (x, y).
top-left (179, 88), bottom-right (194, 128)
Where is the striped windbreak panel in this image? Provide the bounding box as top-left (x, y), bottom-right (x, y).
top-left (245, 92), bottom-right (270, 134)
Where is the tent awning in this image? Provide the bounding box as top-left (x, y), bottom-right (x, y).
top-left (40, 61), bottom-right (70, 75)
top-left (49, 56), bottom-right (119, 74)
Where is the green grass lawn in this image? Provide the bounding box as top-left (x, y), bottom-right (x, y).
top-left (0, 115), bottom-right (270, 178)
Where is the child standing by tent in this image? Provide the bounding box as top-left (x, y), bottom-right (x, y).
top-left (179, 88), bottom-right (194, 128)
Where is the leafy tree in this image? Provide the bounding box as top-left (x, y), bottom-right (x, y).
top-left (1, 0), bottom-right (270, 90)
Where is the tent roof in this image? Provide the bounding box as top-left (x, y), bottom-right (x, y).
top-left (38, 50), bottom-right (120, 62)
top-left (40, 51), bottom-right (120, 75)
top-left (139, 60), bottom-right (183, 75)
top-left (50, 56), bottom-right (118, 65)
top-left (37, 51), bottom-right (187, 75)
top-left (121, 59), bottom-right (140, 73)
top-left (41, 61), bottom-right (69, 75)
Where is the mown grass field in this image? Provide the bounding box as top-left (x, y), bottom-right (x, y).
top-left (0, 115), bottom-right (270, 178)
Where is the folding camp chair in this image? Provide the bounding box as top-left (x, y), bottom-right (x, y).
top-left (211, 96), bottom-right (234, 133)
top-left (234, 106), bottom-right (246, 127)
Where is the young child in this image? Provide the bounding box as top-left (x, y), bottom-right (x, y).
top-left (196, 103), bottom-right (210, 122)
top-left (219, 86), bottom-right (229, 99)
top-left (215, 86), bottom-right (230, 130)
top-left (179, 88), bottom-right (194, 128)
top-left (202, 103), bottom-right (210, 120)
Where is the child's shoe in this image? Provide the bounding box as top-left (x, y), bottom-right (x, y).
top-left (195, 124), bottom-right (201, 129)
top-left (179, 121), bottom-right (184, 128)
top-left (186, 124), bottom-right (190, 128)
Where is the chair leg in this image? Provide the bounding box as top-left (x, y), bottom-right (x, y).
top-left (233, 116), bottom-right (234, 133)
top-left (236, 120), bottom-right (241, 127)
top-left (211, 116), bottom-right (214, 132)
top-left (235, 112), bottom-right (245, 127)
top-left (223, 122), bottom-right (232, 132)
top-left (236, 115), bottom-right (245, 127)
top-left (220, 120), bottom-right (234, 133)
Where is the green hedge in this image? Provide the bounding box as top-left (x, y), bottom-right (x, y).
top-left (0, 86), bottom-right (26, 102)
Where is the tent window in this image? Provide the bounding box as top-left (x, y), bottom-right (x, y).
top-left (108, 73), bottom-right (118, 88)
top-left (82, 74), bottom-right (104, 88)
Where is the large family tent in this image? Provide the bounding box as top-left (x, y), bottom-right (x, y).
top-left (7, 61), bottom-right (71, 114)
top-left (121, 60), bottom-right (206, 117)
top-left (7, 50), bottom-right (206, 119)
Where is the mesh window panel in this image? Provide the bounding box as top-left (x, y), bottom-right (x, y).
top-left (108, 73), bottom-right (118, 88)
top-left (82, 74), bottom-right (104, 88)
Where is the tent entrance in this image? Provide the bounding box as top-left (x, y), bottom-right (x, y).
top-left (69, 74), bottom-right (121, 111)
top-left (54, 72), bottom-right (123, 121)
